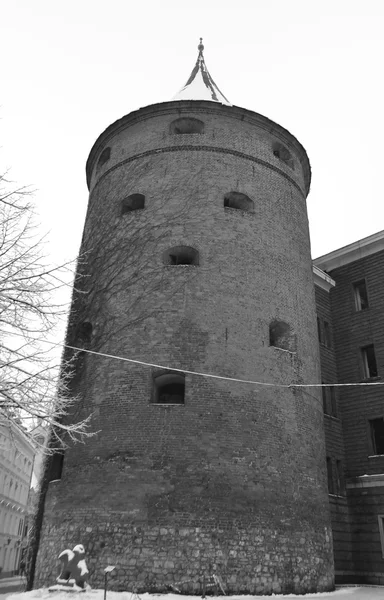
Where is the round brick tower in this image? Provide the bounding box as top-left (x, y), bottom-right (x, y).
top-left (35, 42), bottom-right (334, 594)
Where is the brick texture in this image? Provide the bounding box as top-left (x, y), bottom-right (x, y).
top-left (35, 101), bottom-right (334, 593)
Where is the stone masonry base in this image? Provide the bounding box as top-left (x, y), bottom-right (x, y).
top-left (35, 514), bottom-right (334, 594)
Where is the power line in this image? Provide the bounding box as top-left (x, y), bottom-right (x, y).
top-left (65, 344), bottom-right (384, 389)
top-left (3, 328), bottom-right (384, 389)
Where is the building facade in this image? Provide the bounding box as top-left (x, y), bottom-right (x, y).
top-left (0, 419), bottom-right (35, 577)
top-left (314, 231), bottom-right (384, 585)
top-left (33, 43), bottom-right (334, 594)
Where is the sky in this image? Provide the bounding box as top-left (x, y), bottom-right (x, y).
top-left (1, 0), bottom-right (383, 275)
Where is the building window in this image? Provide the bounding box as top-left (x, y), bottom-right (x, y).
top-left (361, 344), bottom-right (378, 379)
top-left (96, 147), bottom-right (111, 170)
top-left (330, 387), bottom-right (337, 417)
top-left (324, 321), bottom-right (332, 348)
top-left (354, 280), bottom-right (369, 311)
top-left (49, 452), bottom-right (64, 482)
top-left (322, 384), bottom-right (337, 418)
top-left (163, 246), bottom-right (199, 266)
top-left (378, 516), bottom-right (384, 558)
top-left (170, 117), bottom-right (205, 135)
top-left (336, 460), bottom-right (344, 495)
top-left (272, 142), bottom-right (294, 169)
top-left (369, 418), bottom-right (384, 455)
top-left (322, 383), bottom-right (327, 414)
top-left (153, 372), bottom-right (185, 404)
top-left (326, 457), bottom-right (334, 494)
top-left (269, 320), bottom-right (296, 352)
top-left (224, 192), bottom-right (254, 212)
top-left (317, 317), bottom-right (323, 344)
top-left (122, 193), bottom-right (145, 214)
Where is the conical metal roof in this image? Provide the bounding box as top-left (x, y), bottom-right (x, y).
top-left (172, 39), bottom-right (231, 105)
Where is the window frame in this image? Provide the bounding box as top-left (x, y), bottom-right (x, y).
top-left (323, 321), bottom-right (332, 348)
top-left (223, 192), bottom-right (254, 213)
top-left (121, 193), bottom-right (145, 214)
top-left (369, 417), bottom-right (384, 456)
top-left (163, 246), bottom-right (199, 266)
top-left (353, 279), bottom-right (369, 312)
top-left (152, 372), bottom-right (186, 405)
top-left (170, 117), bottom-right (205, 135)
top-left (361, 344), bottom-right (378, 379)
top-left (326, 457), bottom-right (334, 495)
top-left (378, 515), bottom-right (384, 558)
top-left (317, 317), bottom-right (323, 344)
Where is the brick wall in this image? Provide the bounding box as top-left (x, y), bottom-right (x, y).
top-left (329, 251), bottom-right (384, 478)
top-left (325, 250), bottom-right (384, 582)
top-left (315, 285), bottom-right (352, 579)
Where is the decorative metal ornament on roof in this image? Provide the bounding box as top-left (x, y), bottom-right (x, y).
top-left (173, 38), bottom-right (231, 105)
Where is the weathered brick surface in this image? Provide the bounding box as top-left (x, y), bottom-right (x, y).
top-left (328, 251), bottom-right (384, 478)
top-left (315, 285), bottom-right (352, 578)
top-left (316, 250), bottom-right (384, 583)
top-left (36, 101), bottom-right (334, 593)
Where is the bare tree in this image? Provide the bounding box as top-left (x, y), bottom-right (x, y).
top-left (0, 172), bottom-right (92, 451)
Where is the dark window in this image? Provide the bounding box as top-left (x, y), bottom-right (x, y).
top-left (378, 516), bottom-right (384, 558)
top-left (224, 191), bottom-right (254, 212)
top-left (153, 373), bottom-right (185, 404)
top-left (354, 280), bottom-right (369, 311)
top-left (322, 383), bottom-right (328, 414)
top-left (122, 193), bottom-right (145, 214)
top-left (97, 147), bottom-right (111, 170)
top-left (317, 317), bottom-right (323, 344)
top-left (272, 142), bottom-right (294, 170)
top-left (361, 344), bottom-right (378, 378)
top-left (326, 457), bottom-right (334, 494)
top-left (324, 321), bottom-right (332, 348)
top-left (322, 385), bottom-right (337, 417)
top-left (163, 246), bottom-right (199, 266)
top-left (269, 320), bottom-right (296, 352)
top-left (49, 452), bottom-right (64, 481)
top-left (330, 387), bottom-right (337, 417)
top-left (370, 418), bottom-right (384, 455)
top-left (336, 460), bottom-right (344, 495)
top-left (170, 117), bottom-right (204, 135)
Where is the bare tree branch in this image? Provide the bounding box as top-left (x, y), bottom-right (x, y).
top-left (0, 172), bottom-right (94, 453)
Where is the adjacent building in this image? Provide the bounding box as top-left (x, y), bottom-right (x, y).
top-left (0, 419), bottom-right (35, 577)
top-left (314, 230), bottom-right (384, 585)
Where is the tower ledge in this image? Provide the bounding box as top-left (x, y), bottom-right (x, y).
top-left (86, 100), bottom-right (311, 196)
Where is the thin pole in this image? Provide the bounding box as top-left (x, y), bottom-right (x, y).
top-left (104, 572), bottom-right (108, 600)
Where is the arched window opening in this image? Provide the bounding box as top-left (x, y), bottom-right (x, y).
top-left (122, 193), bottom-right (145, 214)
top-left (224, 192), bottom-right (254, 212)
top-left (269, 320), bottom-right (296, 352)
top-left (153, 372), bottom-right (185, 404)
top-left (163, 246), bottom-right (199, 266)
top-left (76, 321), bottom-right (92, 344)
top-left (96, 147), bottom-right (111, 170)
top-left (170, 117), bottom-right (205, 135)
top-left (272, 142), bottom-right (294, 170)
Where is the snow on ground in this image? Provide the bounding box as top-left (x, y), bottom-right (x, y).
top-left (7, 587), bottom-right (384, 600)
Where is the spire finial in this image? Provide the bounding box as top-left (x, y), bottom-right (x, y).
top-left (198, 37), bottom-right (204, 53)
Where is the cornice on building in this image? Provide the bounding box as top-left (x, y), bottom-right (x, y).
top-left (314, 230), bottom-right (384, 272)
top-left (312, 265), bottom-right (335, 292)
top-left (346, 473), bottom-right (384, 489)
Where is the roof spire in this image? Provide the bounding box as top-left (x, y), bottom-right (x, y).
top-left (172, 39), bottom-right (231, 105)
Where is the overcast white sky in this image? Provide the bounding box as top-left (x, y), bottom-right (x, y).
top-left (1, 0), bottom-right (383, 271)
